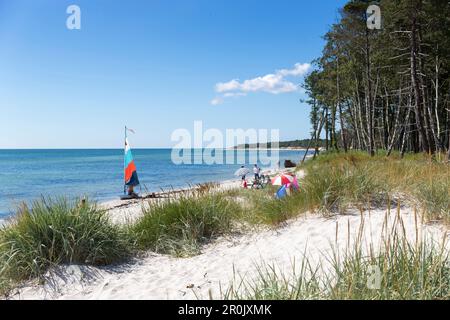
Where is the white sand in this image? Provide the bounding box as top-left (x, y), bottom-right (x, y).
top-left (9, 204), bottom-right (449, 300)
top-left (102, 167), bottom-right (285, 225)
top-left (5, 163), bottom-right (449, 300)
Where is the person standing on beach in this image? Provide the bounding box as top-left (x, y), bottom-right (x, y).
top-left (253, 164), bottom-right (260, 180)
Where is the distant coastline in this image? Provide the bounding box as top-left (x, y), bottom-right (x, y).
top-left (232, 139), bottom-right (326, 151)
top-left (231, 147), bottom-right (323, 151)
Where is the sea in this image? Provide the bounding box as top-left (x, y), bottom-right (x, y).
top-left (0, 149), bottom-right (312, 219)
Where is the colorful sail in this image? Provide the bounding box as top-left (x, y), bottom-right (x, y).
top-left (124, 137), bottom-right (140, 187)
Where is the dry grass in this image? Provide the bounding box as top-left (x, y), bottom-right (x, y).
top-left (223, 210), bottom-right (450, 300)
top-left (300, 151), bottom-right (450, 222)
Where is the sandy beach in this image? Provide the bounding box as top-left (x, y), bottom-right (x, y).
top-left (2, 0), bottom-right (450, 306)
top-left (102, 166), bottom-right (289, 225)
top-left (7, 166), bottom-right (449, 300)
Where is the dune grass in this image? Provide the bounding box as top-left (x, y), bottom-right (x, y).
top-left (0, 151), bottom-right (448, 297)
top-left (300, 162), bottom-right (387, 213)
top-left (224, 240), bottom-right (449, 300)
top-left (224, 186), bottom-right (309, 226)
top-left (416, 179), bottom-right (450, 222)
top-left (224, 150), bottom-right (448, 224)
top-left (0, 198), bottom-right (131, 295)
top-left (129, 192), bottom-right (241, 257)
top-left (223, 214), bottom-right (450, 300)
top-left (299, 151), bottom-right (449, 221)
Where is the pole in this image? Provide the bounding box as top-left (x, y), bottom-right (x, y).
top-left (124, 125), bottom-right (127, 195)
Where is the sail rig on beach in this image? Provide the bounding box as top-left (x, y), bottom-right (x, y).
top-left (123, 126), bottom-right (140, 196)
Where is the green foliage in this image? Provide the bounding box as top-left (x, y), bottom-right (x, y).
top-left (1, 152), bottom-right (448, 297)
top-left (301, 151), bottom-right (450, 222)
top-left (224, 219), bottom-right (450, 300)
top-left (0, 198), bottom-right (131, 294)
top-left (224, 186), bottom-right (308, 226)
top-left (130, 193), bottom-right (240, 257)
top-left (416, 179), bottom-right (450, 222)
top-left (304, 0), bottom-right (450, 155)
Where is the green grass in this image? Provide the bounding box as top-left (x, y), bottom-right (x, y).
top-left (219, 152), bottom-right (449, 300)
top-left (299, 151), bottom-right (449, 221)
top-left (328, 240), bottom-right (449, 299)
top-left (224, 261), bottom-right (323, 300)
top-left (302, 156), bottom-right (388, 213)
top-left (129, 192), bottom-right (241, 257)
top-left (224, 218), bottom-right (450, 300)
top-left (225, 152), bottom-right (390, 223)
top-left (0, 198), bottom-right (131, 295)
top-left (224, 186), bottom-right (309, 225)
top-left (416, 179), bottom-right (450, 222)
top-left (1, 151), bottom-right (448, 297)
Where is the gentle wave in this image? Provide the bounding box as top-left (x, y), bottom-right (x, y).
top-left (0, 149), bottom-right (312, 218)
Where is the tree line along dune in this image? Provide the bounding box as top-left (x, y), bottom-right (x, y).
top-left (303, 0), bottom-right (450, 159)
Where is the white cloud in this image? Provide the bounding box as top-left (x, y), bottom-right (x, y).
top-left (210, 97), bottom-right (224, 106)
top-left (223, 92), bottom-right (247, 98)
top-left (216, 80), bottom-right (241, 93)
top-left (211, 63), bottom-right (310, 105)
top-left (277, 63), bottom-right (311, 77)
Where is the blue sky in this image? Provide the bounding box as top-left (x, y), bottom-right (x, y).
top-left (0, 0), bottom-right (347, 148)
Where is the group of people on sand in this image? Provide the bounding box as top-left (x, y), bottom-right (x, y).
top-left (240, 164), bottom-right (262, 189)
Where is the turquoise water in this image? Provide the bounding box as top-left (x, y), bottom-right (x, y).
top-left (0, 149), bottom-right (311, 218)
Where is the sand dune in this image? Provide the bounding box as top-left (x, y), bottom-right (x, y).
top-left (10, 205), bottom-right (449, 300)
top-left (6, 164), bottom-right (449, 300)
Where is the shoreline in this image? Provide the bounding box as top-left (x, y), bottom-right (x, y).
top-left (0, 149), bottom-right (313, 220)
top-left (3, 152), bottom-right (450, 300)
top-left (0, 153), bottom-right (309, 226)
top-left (101, 166), bottom-right (291, 225)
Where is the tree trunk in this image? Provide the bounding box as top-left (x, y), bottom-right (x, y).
top-left (365, 26), bottom-right (375, 156)
top-left (325, 108), bottom-right (329, 151)
top-left (410, 3), bottom-right (430, 153)
top-left (336, 56), bottom-right (347, 152)
top-left (400, 107), bottom-right (412, 158)
top-left (387, 79), bottom-right (405, 156)
top-left (349, 98), bottom-right (361, 150)
top-left (434, 56), bottom-right (442, 152)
